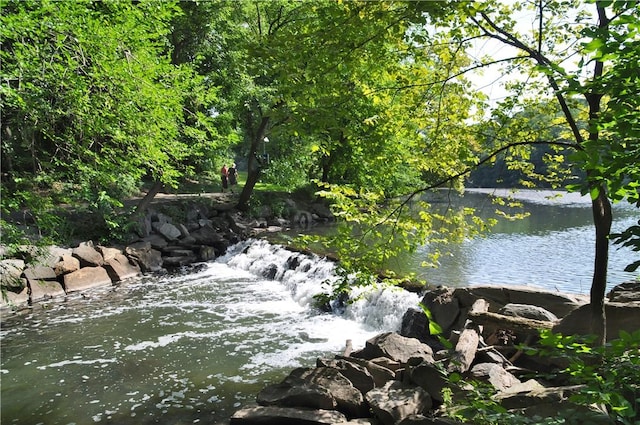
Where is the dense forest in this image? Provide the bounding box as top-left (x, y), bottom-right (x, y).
top-left (2, 1), bottom-right (639, 341)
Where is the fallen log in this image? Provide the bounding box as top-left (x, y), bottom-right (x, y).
top-left (468, 311), bottom-right (555, 336)
top-left (448, 299), bottom-right (490, 373)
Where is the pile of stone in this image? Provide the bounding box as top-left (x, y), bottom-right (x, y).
top-left (0, 197), bottom-right (336, 312)
top-left (230, 283), bottom-right (640, 425)
top-left (0, 203), bottom-right (245, 311)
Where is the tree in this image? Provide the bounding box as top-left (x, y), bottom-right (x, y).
top-left (409, 0), bottom-right (639, 343)
top-left (0, 0), bottom-right (217, 241)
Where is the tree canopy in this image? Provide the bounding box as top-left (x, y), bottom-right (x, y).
top-left (1, 0), bottom-right (638, 339)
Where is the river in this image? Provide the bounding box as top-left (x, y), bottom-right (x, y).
top-left (1, 189), bottom-right (638, 424)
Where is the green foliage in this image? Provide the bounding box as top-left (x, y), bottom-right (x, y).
top-left (446, 329), bottom-right (640, 424)
top-left (0, 0), bottom-right (226, 245)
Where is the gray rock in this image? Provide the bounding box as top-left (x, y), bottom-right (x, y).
top-left (23, 265), bottom-right (57, 282)
top-left (0, 259), bottom-right (25, 288)
top-left (420, 287), bottom-right (461, 335)
top-left (469, 363), bottom-right (521, 392)
top-left (96, 246), bottom-right (122, 262)
top-left (28, 279), bottom-right (66, 302)
top-left (152, 222), bottom-right (181, 241)
top-left (352, 332), bottom-right (434, 364)
top-left (553, 302), bottom-right (640, 341)
top-left (257, 376), bottom-right (336, 410)
top-left (498, 303), bottom-right (558, 322)
top-left (407, 361), bottom-right (449, 403)
top-left (365, 381), bottom-right (433, 425)
top-left (1, 286), bottom-right (29, 310)
top-left (53, 254), bottom-right (80, 276)
top-left (316, 358), bottom-right (375, 394)
top-left (295, 367), bottom-right (369, 418)
top-left (125, 242), bottom-right (163, 273)
top-left (104, 254), bottom-right (141, 281)
top-left (72, 242), bottom-right (105, 267)
top-left (335, 355), bottom-right (396, 388)
top-left (608, 280), bottom-right (640, 302)
top-left (230, 405), bottom-right (347, 425)
top-left (142, 234), bottom-right (169, 250)
top-left (453, 285), bottom-right (586, 318)
top-left (63, 266), bottom-right (113, 293)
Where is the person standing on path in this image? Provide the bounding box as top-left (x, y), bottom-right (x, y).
top-left (228, 163), bottom-right (238, 192)
top-left (220, 164), bottom-right (229, 192)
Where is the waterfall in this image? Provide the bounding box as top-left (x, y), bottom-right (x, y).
top-left (219, 239), bottom-right (421, 333)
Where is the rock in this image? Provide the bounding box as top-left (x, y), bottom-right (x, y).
top-left (104, 254), bottom-right (141, 281)
top-left (407, 361), bottom-right (449, 403)
top-left (230, 405), bottom-right (347, 425)
top-left (1, 259), bottom-right (25, 288)
top-left (96, 246), bottom-right (122, 262)
top-left (400, 308), bottom-right (431, 342)
top-left (198, 245), bottom-right (217, 262)
top-left (351, 332), bottom-right (434, 364)
top-left (498, 303), bottom-right (558, 322)
top-left (142, 234), bottom-right (169, 250)
top-left (63, 266), bottom-right (113, 293)
top-left (53, 254), bottom-right (81, 276)
top-left (125, 242), bottom-right (163, 273)
top-left (28, 279), bottom-right (66, 302)
top-left (35, 246), bottom-right (72, 267)
top-left (398, 416), bottom-right (464, 425)
top-left (552, 302), bottom-right (640, 341)
top-left (419, 287), bottom-right (461, 336)
top-left (335, 355), bottom-right (396, 388)
top-left (256, 375), bottom-right (336, 410)
top-left (190, 225), bottom-right (225, 245)
top-left (294, 367), bottom-right (369, 418)
top-left (316, 358), bottom-right (375, 394)
top-left (152, 222), bottom-right (182, 241)
top-left (72, 241), bottom-right (105, 267)
top-left (453, 285), bottom-right (585, 318)
top-left (494, 382), bottom-right (612, 423)
top-left (608, 281), bottom-right (640, 302)
top-left (1, 287), bottom-right (29, 310)
top-left (365, 381), bottom-right (432, 425)
top-left (23, 265), bottom-right (57, 282)
top-left (469, 363), bottom-right (521, 392)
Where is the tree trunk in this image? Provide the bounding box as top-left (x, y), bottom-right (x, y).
top-left (237, 117), bottom-right (270, 211)
top-left (134, 179), bottom-right (164, 215)
top-left (590, 188), bottom-right (612, 344)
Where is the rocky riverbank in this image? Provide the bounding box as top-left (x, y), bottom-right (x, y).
top-left (0, 193), bottom-right (335, 313)
top-left (230, 283), bottom-right (640, 425)
top-left (2, 193), bottom-right (638, 424)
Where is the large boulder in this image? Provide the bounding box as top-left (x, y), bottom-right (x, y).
top-left (293, 367), bottom-right (369, 418)
top-left (63, 266), bottom-right (113, 293)
top-left (406, 361), bottom-right (449, 404)
top-left (125, 241), bottom-right (163, 273)
top-left (453, 285), bottom-right (586, 318)
top-left (351, 332), bottom-right (434, 364)
top-left (365, 381), bottom-right (433, 425)
top-left (230, 405), bottom-right (347, 425)
top-left (608, 281), bottom-right (640, 302)
top-left (335, 355), bottom-right (396, 388)
top-left (256, 375), bottom-right (336, 411)
top-left (104, 254), bottom-right (141, 282)
top-left (498, 303), bottom-right (558, 322)
top-left (72, 241), bottom-right (105, 267)
top-left (28, 279), bottom-right (66, 302)
top-left (0, 259), bottom-right (25, 288)
top-left (53, 254), bottom-right (81, 276)
top-left (552, 302), bottom-right (640, 341)
top-left (469, 363), bottom-right (521, 392)
top-left (316, 358), bottom-right (375, 394)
